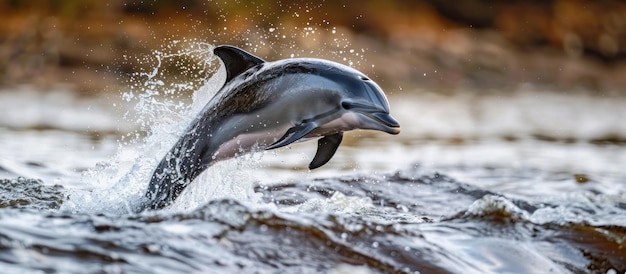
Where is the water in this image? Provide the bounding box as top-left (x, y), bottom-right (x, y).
top-left (1, 58), bottom-right (626, 272)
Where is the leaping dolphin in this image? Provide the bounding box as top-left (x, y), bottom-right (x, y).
top-left (142, 45), bottom-right (400, 210)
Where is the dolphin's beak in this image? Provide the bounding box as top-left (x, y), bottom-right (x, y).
top-left (358, 112), bottom-right (400, 135)
top-left (369, 112), bottom-right (401, 134)
top-left (342, 100), bottom-right (401, 135)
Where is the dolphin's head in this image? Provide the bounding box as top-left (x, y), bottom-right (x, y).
top-left (316, 62), bottom-right (401, 135)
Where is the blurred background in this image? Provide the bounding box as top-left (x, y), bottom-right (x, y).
top-left (1, 0), bottom-right (625, 93)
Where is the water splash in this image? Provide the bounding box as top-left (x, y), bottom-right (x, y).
top-left (122, 39), bottom-right (220, 133)
top-left (62, 40), bottom-right (228, 214)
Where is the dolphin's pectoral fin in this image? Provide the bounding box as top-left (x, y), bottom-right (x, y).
top-left (309, 133), bottom-right (343, 169)
top-left (266, 122), bottom-right (317, 150)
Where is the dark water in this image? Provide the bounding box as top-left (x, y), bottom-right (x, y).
top-left (1, 167), bottom-right (625, 273)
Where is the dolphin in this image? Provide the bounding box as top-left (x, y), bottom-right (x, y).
top-left (142, 45), bottom-right (400, 210)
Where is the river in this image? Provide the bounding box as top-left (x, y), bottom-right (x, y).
top-left (0, 54), bottom-right (625, 273)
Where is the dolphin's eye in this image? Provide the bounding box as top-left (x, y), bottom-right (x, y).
top-left (360, 76), bottom-right (370, 81)
top-left (341, 101), bottom-right (352, 110)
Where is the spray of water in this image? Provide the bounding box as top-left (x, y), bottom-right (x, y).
top-left (61, 40), bottom-right (264, 214)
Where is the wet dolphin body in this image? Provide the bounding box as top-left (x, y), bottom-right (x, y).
top-left (142, 45), bottom-right (400, 210)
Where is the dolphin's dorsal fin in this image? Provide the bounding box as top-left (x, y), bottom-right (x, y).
top-left (214, 45), bottom-right (265, 83)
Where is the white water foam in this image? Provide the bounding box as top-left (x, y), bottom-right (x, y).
top-left (298, 192), bottom-right (377, 214)
top-left (167, 154), bottom-right (267, 212)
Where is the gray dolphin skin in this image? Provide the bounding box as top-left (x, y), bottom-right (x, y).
top-left (142, 45), bottom-right (400, 210)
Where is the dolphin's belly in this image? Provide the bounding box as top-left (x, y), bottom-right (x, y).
top-left (212, 112), bottom-right (360, 161)
top-left (211, 124), bottom-right (291, 161)
top-left (305, 112), bottom-right (359, 137)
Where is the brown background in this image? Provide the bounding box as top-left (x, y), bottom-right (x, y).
top-left (1, 0), bottom-right (625, 93)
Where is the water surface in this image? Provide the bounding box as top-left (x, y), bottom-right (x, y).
top-left (0, 82), bottom-right (625, 273)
